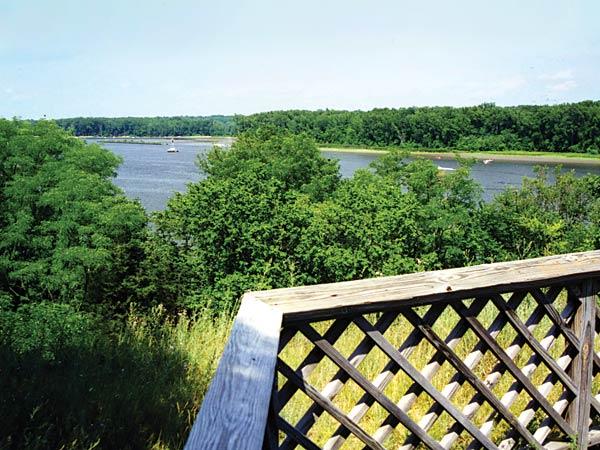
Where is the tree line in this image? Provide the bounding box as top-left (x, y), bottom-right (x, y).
top-left (56, 115), bottom-right (235, 137)
top-left (54, 101), bottom-right (600, 154)
top-left (236, 101), bottom-right (600, 154)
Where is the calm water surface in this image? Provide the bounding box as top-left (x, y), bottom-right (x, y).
top-left (91, 140), bottom-right (600, 211)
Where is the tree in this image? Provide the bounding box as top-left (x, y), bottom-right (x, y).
top-left (0, 120), bottom-right (147, 312)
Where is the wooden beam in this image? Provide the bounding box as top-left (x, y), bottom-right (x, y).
top-left (570, 280), bottom-right (596, 449)
top-left (248, 251), bottom-right (600, 322)
top-left (184, 295), bottom-right (282, 450)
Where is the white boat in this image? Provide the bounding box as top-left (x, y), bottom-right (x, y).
top-left (483, 159), bottom-right (493, 164)
top-left (167, 138), bottom-right (178, 153)
top-left (437, 166), bottom-right (455, 171)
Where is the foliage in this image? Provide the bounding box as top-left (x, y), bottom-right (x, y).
top-left (482, 167), bottom-right (600, 259)
top-left (2, 121), bottom-right (600, 449)
top-left (235, 101), bottom-right (600, 154)
top-left (0, 120), bottom-right (147, 311)
top-left (55, 115), bottom-right (235, 137)
top-left (145, 130), bottom-right (600, 311)
top-left (142, 130), bottom-right (340, 309)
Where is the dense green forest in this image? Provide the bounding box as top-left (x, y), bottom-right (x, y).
top-left (236, 101), bottom-right (600, 153)
top-left (56, 115), bottom-right (235, 137)
top-left (55, 101), bottom-right (600, 154)
top-left (1, 120), bottom-right (600, 449)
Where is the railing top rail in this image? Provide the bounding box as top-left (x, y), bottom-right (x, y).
top-left (248, 251), bottom-right (600, 322)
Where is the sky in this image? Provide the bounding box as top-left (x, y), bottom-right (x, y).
top-left (1, 0), bottom-right (599, 118)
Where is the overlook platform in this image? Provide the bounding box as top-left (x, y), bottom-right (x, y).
top-left (185, 251), bottom-right (600, 449)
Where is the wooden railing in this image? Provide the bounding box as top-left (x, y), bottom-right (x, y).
top-left (184, 251), bottom-right (600, 449)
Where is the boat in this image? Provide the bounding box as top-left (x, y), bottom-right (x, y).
top-left (167, 138), bottom-right (178, 153)
top-left (437, 166), bottom-right (455, 171)
top-left (483, 159), bottom-right (493, 165)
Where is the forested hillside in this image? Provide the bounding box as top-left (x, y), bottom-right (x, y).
top-left (236, 101), bottom-right (600, 154)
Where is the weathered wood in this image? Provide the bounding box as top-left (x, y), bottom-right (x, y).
top-left (184, 295), bottom-right (282, 450)
top-left (249, 251), bottom-right (600, 322)
top-left (441, 288), bottom-right (566, 450)
top-left (369, 296), bottom-right (514, 450)
top-left (452, 302), bottom-right (575, 437)
top-left (279, 311), bottom-right (398, 450)
top-left (262, 377), bottom-right (279, 450)
top-left (530, 287), bottom-right (581, 349)
top-left (402, 291), bottom-right (532, 450)
top-left (480, 295), bottom-right (576, 450)
top-left (571, 280), bottom-right (596, 449)
top-left (297, 323), bottom-right (448, 450)
top-left (489, 293), bottom-right (578, 395)
top-left (323, 303), bottom-right (450, 450)
top-left (352, 316), bottom-right (500, 450)
top-left (277, 318), bottom-right (351, 411)
top-left (277, 358), bottom-right (389, 450)
top-left (401, 307), bottom-right (541, 449)
top-left (187, 252), bottom-right (600, 449)
top-left (276, 416), bottom-right (321, 450)
top-left (543, 429), bottom-right (600, 449)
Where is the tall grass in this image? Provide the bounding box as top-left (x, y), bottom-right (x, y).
top-left (0, 304), bottom-right (232, 450)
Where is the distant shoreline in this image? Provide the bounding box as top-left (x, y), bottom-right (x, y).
top-left (84, 136), bottom-right (600, 166)
top-left (320, 147), bottom-right (600, 166)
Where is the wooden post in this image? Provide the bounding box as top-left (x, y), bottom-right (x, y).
top-left (184, 295), bottom-right (282, 450)
top-left (567, 280), bottom-right (596, 449)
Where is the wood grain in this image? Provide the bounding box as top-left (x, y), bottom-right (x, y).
top-left (249, 251), bottom-right (600, 322)
top-left (184, 295), bottom-right (282, 450)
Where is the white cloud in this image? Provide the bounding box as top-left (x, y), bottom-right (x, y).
top-left (539, 69), bottom-right (574, 81)
top-left (547, 79), bottom-right (577, 92)
top-left (462, 75), bottom-right (527, 101)
top-left (537, 68), bottom-right (578, 94)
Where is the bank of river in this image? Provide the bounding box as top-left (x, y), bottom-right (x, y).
top-left (320, 147), bottom-right (600, 166)
top-left (89, 139), bottom-right (600, 211)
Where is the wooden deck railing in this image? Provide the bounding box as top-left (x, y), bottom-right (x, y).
top-left (184, 251), bottom-right (600, 449)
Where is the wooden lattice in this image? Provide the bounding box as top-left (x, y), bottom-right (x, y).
top-left (271, 282), bottom-right (600, 450)
top-left (184, 252), bottom-right (600, 450)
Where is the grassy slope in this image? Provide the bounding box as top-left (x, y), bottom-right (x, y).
top-left (1, 308), bottom-right (232, 450)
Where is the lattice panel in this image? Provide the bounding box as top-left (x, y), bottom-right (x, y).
top-left (267, 281), bottom-right (600, 449)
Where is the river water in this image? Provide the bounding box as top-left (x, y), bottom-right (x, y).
top-left (89, 139), bottom-right (600, 211)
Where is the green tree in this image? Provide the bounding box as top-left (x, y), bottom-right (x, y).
top-left (0, 120), bottom-right (147, 311)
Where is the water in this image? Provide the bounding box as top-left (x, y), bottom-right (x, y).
top-left (90, 139), bottom-right (600, 211)
top-left (89, 139), bottom-right (215, 211)
top-left (322, 151), bottom-right (600, 202)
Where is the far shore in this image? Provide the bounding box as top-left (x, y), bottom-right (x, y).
top-left (320, 146), bottom-right (600, 166)
top-left (84, 136), bottom-right (600, 166)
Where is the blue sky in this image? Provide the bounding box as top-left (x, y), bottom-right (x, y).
top-left (1, 0), bottom-right (599, 118)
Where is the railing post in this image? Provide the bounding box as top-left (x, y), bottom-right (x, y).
top-left (184, 295), bottom-right (282, 450)
top-left (567, 279), bottom-right (596, 449)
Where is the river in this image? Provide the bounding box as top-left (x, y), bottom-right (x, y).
top-left (89, 139), bottom-right (600, 211)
